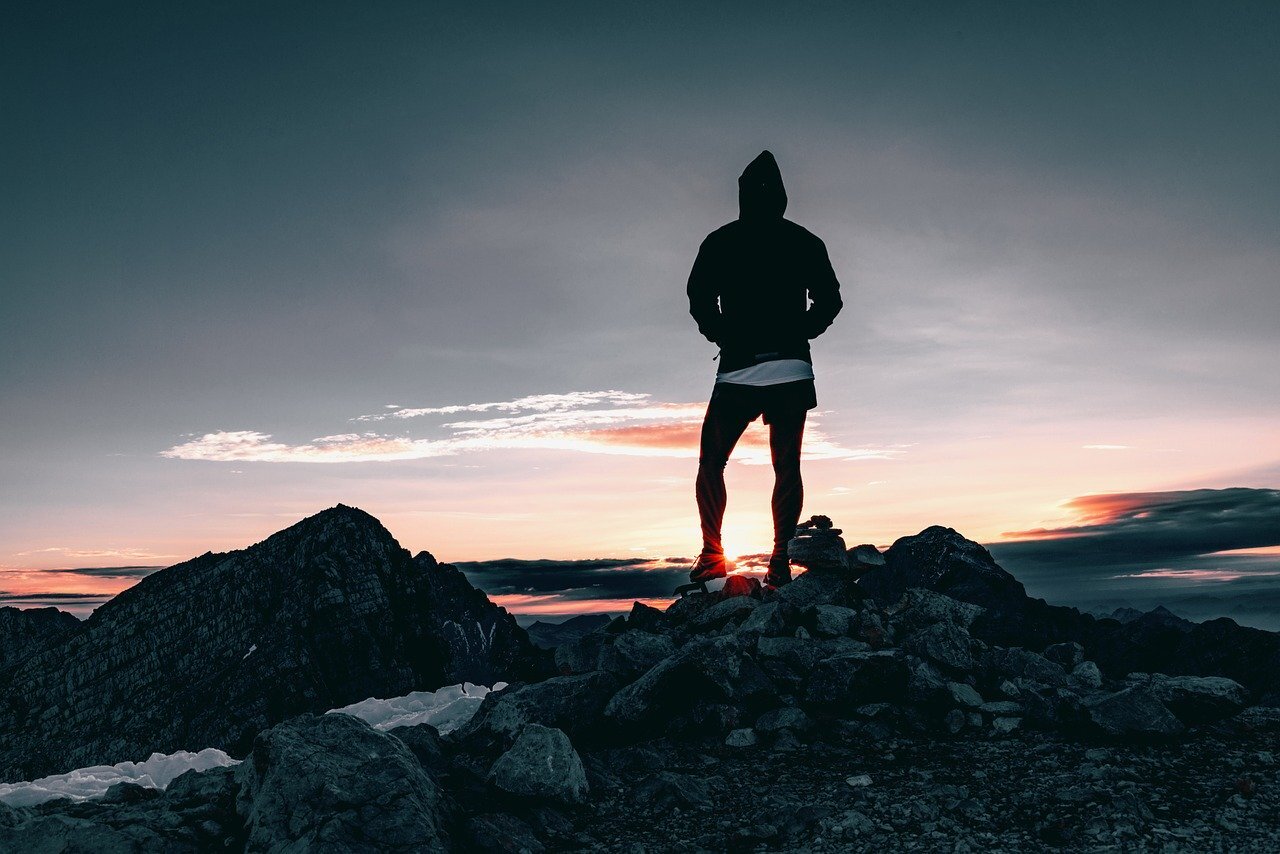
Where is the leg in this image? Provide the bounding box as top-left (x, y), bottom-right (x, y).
top-left (695, 391), bottom-right (755, 556)
top-left (768, 408), bottom-right (807, 557)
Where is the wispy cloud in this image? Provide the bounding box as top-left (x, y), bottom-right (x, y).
top-left (161, 390), bottom-right (898, 465)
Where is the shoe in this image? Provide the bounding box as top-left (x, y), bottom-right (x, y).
top-left (764, 556), bottom-right (792, 587)
top-left (689, 552), bottom-right (729, 584)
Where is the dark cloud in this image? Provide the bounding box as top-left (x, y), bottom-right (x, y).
top-left (454, 558), bottom-right (689, 602)
top-left (992, 488), bottom-right (1280, 574)
top-left (55, 566), bottom-right (161, 578)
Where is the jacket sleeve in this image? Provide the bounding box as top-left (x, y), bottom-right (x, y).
top-left (803, 238), bottom-right (843, 339)
top-left (686, 236), bottom-right (725, 345)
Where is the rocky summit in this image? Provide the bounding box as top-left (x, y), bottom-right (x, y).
top-left (4, 514), bottom-right (1280, 851)
top-left (0, 505), bottom-right (550, 781)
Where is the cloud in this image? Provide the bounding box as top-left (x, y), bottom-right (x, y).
top-left (453, 557), bottom-right (690, 602)
top-left (161, 390), bottom-right (897, 465)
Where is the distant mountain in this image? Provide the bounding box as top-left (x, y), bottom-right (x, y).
top-left (0, 505), bottom-right (550, 780)
top-left (525, 614), bottom-right (612, 649)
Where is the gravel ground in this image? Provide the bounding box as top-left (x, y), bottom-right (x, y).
top-left (570, 722), bottom-right (1280, 852)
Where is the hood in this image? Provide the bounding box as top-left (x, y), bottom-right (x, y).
top-left (738, 150), bottom-right (787, 220)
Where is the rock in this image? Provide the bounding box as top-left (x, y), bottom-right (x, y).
top-left (0, 505), bottom-right (551, 781)
top-left (555, 630), bottom-right (610, 674)
top-left (1125, 674), bottom-right (1250, 724)
top-left (991, 716), bottom-right (1022, 735)
top-left (946, 682), bottom-right (983, 708)
top-left (1071, 661), bottom-right (1104, 689)
top-left (886, 588), bottom-right (985, 633)
top-left (1084, 687), bottom-right (1183, 738)
top-left (906, 657), bottom-right (949, 706)
top-left (453, 670), bottom-right (619, 749)
top-left (737, 602), bottom-right (788, 638)
top-left (943, 708), bottom-right (966, 733)
top-left (597, 631), bottom-right (676, 680)
top-left (805, 651), bottom-right (909, 708)
top-left (388, 723), bottom-right (446, 772)
top-left (235, 712), bottom-right (451, 851)
top-left (847, 544), bottom-right (886, 569)
top-left (845, 774), bottom-right (873, 787)
top-left (775, 568), bottom-right (868, 610)
top-left (722, 575), bottom-right (762, 598)
top-left (467, 812), bottom-right (546, 853)
top-left (979, 701), bottom-right (1021, 715)
top-left (604, 636), bottom-right (775, 730)
top-left (904, 622), bottom-right (974, 671)
top-left (488, 724), bottom-right (589, 806)
top-left (754, 706), bottom-right (813, 734)
top-left (788, 523), bottom-right (850, 570)
top-left (1043, 641), bottom-right (1085, 669)
top-left (690, 596), bottom-right (758, 631)
top-left (771, 729), bottom-right (803, 752)
top-left (627, 602), bottom-right (667, 633)
top-left (811, 604), bottom-right (859, 638)
top-left (860, 526), bottom-right (1028, 611)
top-left (724, 728), bottom-right (757, 747)
top-left (0, 606), bottom-right (80, 671)
top-left (982, 647), bottom-right (1071, 688)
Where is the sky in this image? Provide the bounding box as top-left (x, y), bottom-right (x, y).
top-left (3, 2), bottom-right (1278, 622)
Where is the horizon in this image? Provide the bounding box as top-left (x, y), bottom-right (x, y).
top-left (3, 3), bottom-right (1278, 625)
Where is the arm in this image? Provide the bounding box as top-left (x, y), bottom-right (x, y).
top-left (686, 237), bottom-right (724, 345)
top-left (803, 238), bottom-right (843, 339)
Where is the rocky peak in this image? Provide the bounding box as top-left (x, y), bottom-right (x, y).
top-left (0, 606), bottom-right (80, 671)
top-left (860, 525), bottom-right (1028, 610)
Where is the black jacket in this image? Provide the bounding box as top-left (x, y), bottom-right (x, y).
top-left (687, 151), bottom-right (843, 373)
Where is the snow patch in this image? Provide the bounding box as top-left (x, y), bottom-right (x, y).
top-left (0, 748), bottom-right (239, 807)
top-left (327, 681), bottom-right (505, 734)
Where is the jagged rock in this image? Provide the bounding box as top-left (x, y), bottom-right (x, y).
top-left (847, 544), bottom-right (886, 569)
top-left (627, 602), bottom-right (667, 633)
top-left (235, 712), bottom-right (451, 851)
top-left (754, 706), bottom-right (813, 734)
top-left (0, 606), bottom-right (80, 671)
top-left (737, 602), bottom-right (788, 638)
top-left (810, 604), bottom-right (859, 638)
top-left (554, 630), bottom-right (610, 674)
top-left (947, 682), bottom-right (983, 708)
top-left (722, 575), bottom-right (762, 598)
top-left (1123, 674), bottom-right (1249, 724)
top-left (389, 723), bottom-right (446, 772)
top-left (691, 596), bottom-right (758, 631)
top-left (0, 505), bottom-right (550, 780)
top-left (1071, 661), bottom-right (1104, 689)
top-left (1044, 641), bottom-right (1085, 669)
top-left (452, 671), bottom-right (618, 749)
top-left (605, 636), bottom-right (774, 730)
top-left (775, 568), bottom-right (868, 610)
top-left (1084, 687), bottom-right (1183, 738)
top-left (725, 728), bottom-right (757, 747)
top-left (860, 526), bottom-right (1027, 610)
top-left (904, 621), bottom-right (974, 671)
top-left (886, 588), bottom-right (985, 633)
top-left (467, 812), bottom-right (546, 853)
top-left (488, 724), bottom-right (589, 806)
top-left (597, 631), bottom-right (676, 680)
top-left (805, 651), bottom-right (909, 708)
top-left (982, 647), bottom-right (1071, 688)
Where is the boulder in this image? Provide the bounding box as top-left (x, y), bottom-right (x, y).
top-left (775, 569), bottom-right (868, 610)
top-left (597, 631), bottom-right (676, 680)
top-left (1070, 661), bottom-right (1104, 689)
top-left (847, 544), bottom-right (886, 570)
top-left (946, 682), bottom-right (983, 708)
top-left (737, 602), bottom-right (788, 638)
top-left (627, 602), bottom-right (667, 633)
top-left (452, 671), bottom-right (618, 749)
top-left (886, 588), bottom-right (985, 634)
top-left (467, 813), bottom-right (546, 853)
top-left (604, 636), bottom-right (775, 729)
top-left (691, 596), bottom-right (759, 631)
top-left (235, 713), bottom-right (451, 851)
top-left (388, 723), bottom-right (446, 772)
top-left (982, 647), bottom-right (1070, 689)
top-left (860, 526), bottom-right (1028, 611)
top-left (722, 575), bottom-right (762, 598)
top-left (1124, 674), bottom-right (1249, 725)
top-left (488, 724), bottom-right (589, 806)
top-left (754, 706), bottom-right (813, 734)
top-left (1084, 687), bottom-right (1183, 738)
top-left (1043, 641), bottom-right (1085, 669)
top-left (810, 604), bottom-right (859, 638)
top-left (554, 630), bottom-right (610, 674)
top-left (724, 728), bottom-right (757, 747)
top-left (804, 651), bottom-right (908, 709)
top-left (904, 622), bottom-right (974, 672)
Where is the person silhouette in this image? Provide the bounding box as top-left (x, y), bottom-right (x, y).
top-left (686, 150), bottom-right (843, 588)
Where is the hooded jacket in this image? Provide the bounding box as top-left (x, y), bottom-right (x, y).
top-left (686, 151), bottom-right (843, 374)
